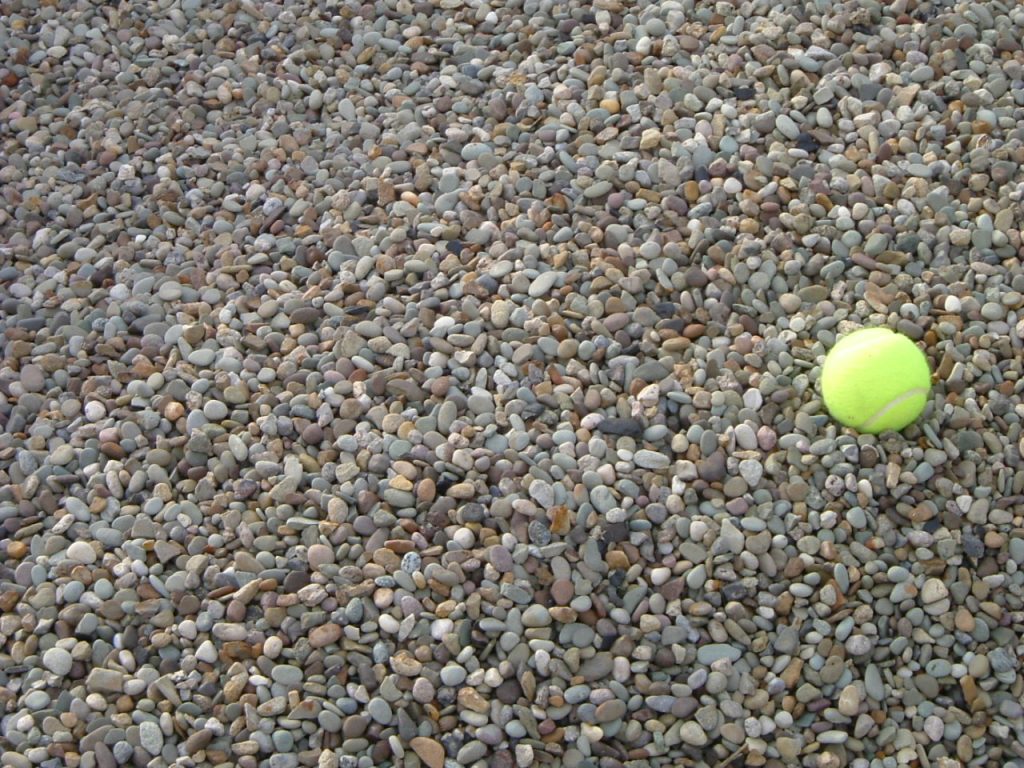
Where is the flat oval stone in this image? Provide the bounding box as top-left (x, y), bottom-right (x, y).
top-left (633, 449), bottom-right (670, 469)
top-left (528, 271), bottom-right (563, 298)
top-left (696, 644), bottom-right (742, 665)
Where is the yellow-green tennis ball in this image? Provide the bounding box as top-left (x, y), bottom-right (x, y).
top-left (821, 328), bottom-right (931, 434)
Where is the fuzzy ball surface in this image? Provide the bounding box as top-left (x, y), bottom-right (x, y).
top-left (821, 328), bottom-right (931, 434)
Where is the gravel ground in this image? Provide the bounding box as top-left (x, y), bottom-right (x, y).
top-left (2, 0), bottom-right (1024, 767)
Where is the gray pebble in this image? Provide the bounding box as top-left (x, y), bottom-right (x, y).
top-left (42, 647), bottom-right (73, 676)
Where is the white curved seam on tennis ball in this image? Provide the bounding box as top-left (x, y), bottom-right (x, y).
top-left (859, 387), bottom-right (929, 431)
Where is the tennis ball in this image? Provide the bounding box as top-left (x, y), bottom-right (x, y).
top-left (821, 327), bottom-right (931, 434)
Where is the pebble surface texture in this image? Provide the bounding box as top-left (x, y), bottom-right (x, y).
top-left (2, 1), bottom-right (1024, 768)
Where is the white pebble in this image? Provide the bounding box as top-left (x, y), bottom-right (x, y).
top-left (923, 715), bottom-right (945, 742)
top-left (83, 401), bottom-right (106, 421)
top-left (263, 636), bottom-right (283, 659)
top-left (431, 619), bottom-right (454, 641)
top-left (650, 567), bottom-right (672, 586)
top-left (42, 647), bottom-right (73, 676)
top-left (67, 541), bottom-right (97, 564)
top-left (452, 527), bottom-right (475, 548)
top-left (195, 640), bottom-right (217, 663)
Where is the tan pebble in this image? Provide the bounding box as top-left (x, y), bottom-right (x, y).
top-left (954, 607), bottom-right (975, 633)
top-left (411, 737), bottom-right (445, 768)
top-left (679, 721), bottom-right (707, 746)
top-left (908, 503), bottom-right (935, 522)
top-left (548, 607), bottom-right (578, 624)
top-left (520, 669), bottom-right (536, 700)
top-left (389, 475), bottom-right (413, 492)
top-left (838, 684), bottom-right (862, 716)
top-left (385, 539), bottom-right (415, 554)
top-left (547, 505), bottom-right (571, 535)
top-left (638, 614), bottom-right (661, 633)
top-left (223, 676), bottom-right (247, 702)
top-left (391, 651), bottom-right (423, 676)
top-left (719, 722), bottom-right (744, 745)
top-left (550, 579), bottom-right (574, 605)
top-left (308, 623), bottom-right (341, 648)
top-left (373, 549), bottom-right (401, 570)
top-left (606, 550), bottom-right (630, 570)
top-left (780, 658), bottom-right (803, 688)
top-left (307, 544), bottom-right (334, 569)
top-left (392, 461), bottom-right (416, 479)
top-left (225, 600), bottom-right (246, 622)
top-left (983, 531), bottom-right (1004, 548)
top-left (956, 733), bottom-right (974, 762)
top-left (639, 128), bottom-right (661, 150)
top-left (949, 227), bottom-right (971, 246)
top-left (416, 478), bottom-right (436, 502)
top-left (434, 600), bottom-right (456, 618)
top-left (6, 541), bottom-right (27, 560)
top-left (429, 376), bottom-right (451, 397)
top-left (960, 675), bottom-right (978, 708)
top-left (448, 482), bottom-right (475, 499)
top-left (457, 687), bottom-right (489, 713)
top-left (775, 736), bottom-right (799, 761)
top-left (298, 454), bottom-right (320, 474)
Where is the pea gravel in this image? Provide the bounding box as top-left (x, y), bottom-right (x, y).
top-left (2, 0), bottom-right (1024, 767)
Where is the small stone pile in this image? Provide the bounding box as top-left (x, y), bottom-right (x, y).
top-left (1, 0), bottom-right (1024, 767)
